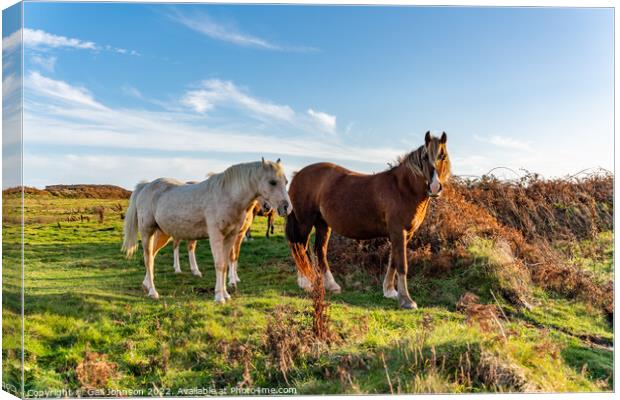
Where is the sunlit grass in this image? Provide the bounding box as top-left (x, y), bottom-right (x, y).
top-left (1, 195), bottom-right (613, 394)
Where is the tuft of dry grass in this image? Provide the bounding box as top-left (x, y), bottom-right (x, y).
top-left (309, 252), bottom-right (332, 341)
top-left (456, 292), bottom-right (504, 335)
top-left (75, 352), bottom-right (117, 390)
top-left (264, 305), bottom-right (314, 384)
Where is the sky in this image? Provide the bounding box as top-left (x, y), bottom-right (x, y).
top-left (2, 3), bottom-right (614, 189)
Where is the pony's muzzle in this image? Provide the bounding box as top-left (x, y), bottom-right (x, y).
top-left (428, 182), bottom-right (442, 198)
top-left (277, 201), bottom-right (291, 216)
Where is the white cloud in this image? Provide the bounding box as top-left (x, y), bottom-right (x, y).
top-left (307, 109), bottom-right (336, 134)
top-left (25, 71), bottom-right (106, 110)
top-left (182, 79), bottom-right (295, 121)
top-left (23, 74), bottom-right (401, 185)
top-left (30, 54), bottom-right (57, 72)
top-left (3, 73), bottom-right (20, 99)
top-left (474, 134), bottom-right (531, 150)
top-left (23, 28), bottom-right (97, 50)
top-left (3, 28), bottom-right (140, 57)
top-left (122, 85), bottom-right (143, 99)
top-left (2, 29), bottom-right (22, 52)
top-left (170, 10), bottom-right (317, 52)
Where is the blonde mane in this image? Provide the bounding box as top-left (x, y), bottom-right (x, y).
top-left (206, 161), bottom-right (285, 191)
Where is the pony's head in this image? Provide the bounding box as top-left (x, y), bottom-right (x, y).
top-left (404, 131), bottom-right (451, 198)
top-left (257, 158), bottom-right (292, 216)
top-left (422, 131), bottom-right (451, 197)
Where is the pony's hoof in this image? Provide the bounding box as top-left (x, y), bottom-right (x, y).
top-left (148, 289), bottom-right (160, 300)
top-left (192, 270), bottom-right (203, 278)
top-left (298, 276), bottom-right (312, 291)
top-left (383, 289), bottom-right (399, 299)
top-left (228, 280), bottom-right (237, 288)
top-left (224, 291), bottom-right (232, 300)
top-left (214, 293), bottom-right (227, 304)
top-left (400, 300), bottom-right (418, 310)
top-left (327, 282), bottom-right (342, 294)
top-left (174, 269), bottom-right (182, 274)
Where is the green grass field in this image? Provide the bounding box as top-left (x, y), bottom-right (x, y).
top-left (2, 195), bottom-right (613, 395)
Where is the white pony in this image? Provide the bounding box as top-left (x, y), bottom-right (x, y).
top-left (122, 159), bottom-right (292, 303)
top-left (169, 199), bottom-right (269, 286)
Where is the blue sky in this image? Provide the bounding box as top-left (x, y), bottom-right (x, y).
top-left (2, 3), bottom-right (614, 188)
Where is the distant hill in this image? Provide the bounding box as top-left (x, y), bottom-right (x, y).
top-left (3, 184), bottom-right (131, 199)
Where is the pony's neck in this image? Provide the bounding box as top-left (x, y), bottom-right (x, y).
top-left (395, 162), bottom-right (428, 198)
top-left (223, 170), bottom-right (260, 210)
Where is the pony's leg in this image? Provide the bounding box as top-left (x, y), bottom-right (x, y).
top-left (223, 234), bottom-right (238, 299)
top-left (187, 241), bottom-right (202, 277)
top-left (382, 253), bottom-right (398, 299)
top-left (142, 232), bottom-right (159, 300)
top-left (265, 214), bottom-right (271, 238)
top-left (153, 229), bottom-right (171, 256)
top-left (228, 231), bottom-right (244, 287)
top-left (314, 221), bottom-right (341, 293)
top-left (390, 230), bottom-right (416, 309)
top-left (269, 212), bottom-right (275, 235)
top-left (172, 238), bottom-right (182, 273)
top-left (209, 230), bottom-right (236, 303)
top-left (229, 209), bottom-right (253, 286)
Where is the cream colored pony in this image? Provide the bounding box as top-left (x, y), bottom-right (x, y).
top-left (169, 199), bottom-right (269, 286)
top-left (122, 159), bottom-right (291, 303)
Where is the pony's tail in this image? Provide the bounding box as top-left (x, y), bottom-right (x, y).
top-left (122, 181), bottom-right (148, 258)
top-left (285, 211), bottom-right (316, 282)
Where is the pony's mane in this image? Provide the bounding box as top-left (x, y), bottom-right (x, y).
top-left (391, 140), bottom-right (452, 179)
top-left (206, 161), bottom-right (284, 191)
top-left (387, 145), bottom-right (425, 177)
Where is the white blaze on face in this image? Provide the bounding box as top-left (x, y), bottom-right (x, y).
top-left (429, 169), bottom-right (441, 195)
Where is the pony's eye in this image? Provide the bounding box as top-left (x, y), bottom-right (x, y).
top-left (439, 154), bottom-right (446, 161)
top-left (269, 180), bottom-right (277, 186)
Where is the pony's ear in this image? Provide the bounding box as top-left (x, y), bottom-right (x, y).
top-left (440, 132), bottom-right (447, 144)
top-left (261, 157), bottom-right (265, 165)
top-left (425, 131), bottom-right (431, 146)
top-left (276, 158), bottom-right (281, 164)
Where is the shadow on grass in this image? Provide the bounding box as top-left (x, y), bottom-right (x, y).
top-left (561, 343), bottom-right (613, 388)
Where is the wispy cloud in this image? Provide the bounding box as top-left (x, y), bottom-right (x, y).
top-left (24, 28), bottom-right (97, 50)
top-left (169, 10), bottom-right (318, 52)
top-left (3, 28), bottom-right (140, 56)
top-left (2, 29), bottom-right (22, 52)
top-left (23, 73), bottom-right (402, 188)
top-left (307, 109), bottom-right (336, 134)
top-left (2, 73), bottom-right (20, 99)
top-left (474, 134), bottom-right (531, 150)
top-left (180, 79), bottom-right (340, 135)
top-left (26, 71), bottom-right (107, 110)
top-left (181, 79), bottom-right (295, 121)
top-left (30, 54), bottom-right (57, 72)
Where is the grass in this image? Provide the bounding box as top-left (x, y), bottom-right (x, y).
top-left (1, 195), bottom-right (614, 395)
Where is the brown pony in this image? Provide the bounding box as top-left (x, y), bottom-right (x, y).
top-left (286, 131), bottom-right (451, 309)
